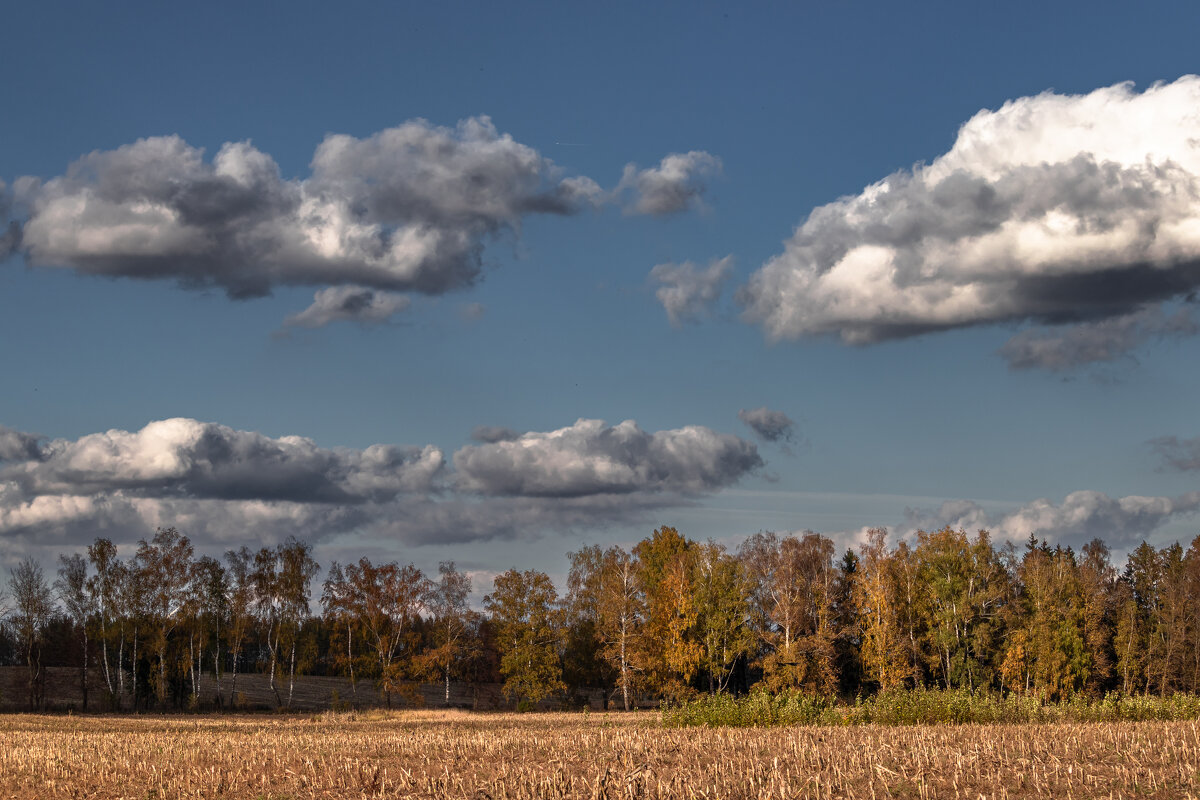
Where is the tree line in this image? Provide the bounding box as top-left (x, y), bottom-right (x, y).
top-left (4, 523), bottom-right (1200, 712)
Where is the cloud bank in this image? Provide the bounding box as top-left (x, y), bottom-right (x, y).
top-left (904, 489), bottom-right (1200, 548)
top-left (0, 417), bottom-right (762, 553)
top-left (740, 76), bottom-right (1200, 363)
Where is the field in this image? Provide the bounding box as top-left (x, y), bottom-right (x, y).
top-left (1, 711), bottom-right (1199, 799)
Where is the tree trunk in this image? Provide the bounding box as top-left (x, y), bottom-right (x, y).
top-left (80, 627), bottom-right (89, 711)
top-left (268, 624), bottom-right (281, 707)
top-left (100, 635), bottom-right (115, 710)
top-left (347, 623), bottom-right (357, 700)
top-left (117, 635), bottom-right (126, 712)
top-left (229, 645), bottom-right (239, 707)
top-left (287, 634), bottom-right (296, 709)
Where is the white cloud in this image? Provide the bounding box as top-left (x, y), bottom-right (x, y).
top-left (740, 76), bottom-right (1200, 357)
top-left (904, 489), bottom-right (1200, 547)
top-left (13, 118), bottom-right (596, 300)
top-left (737, 407), bottom-right (795, 443)
top-left (453, 418), bottom-right (762, 498)
top-left (617, 151), bottom-right (721, 216)
top-left (649, 256), bottom-right (732, 327)
top-left (282, 286), bottom-right (410, 330)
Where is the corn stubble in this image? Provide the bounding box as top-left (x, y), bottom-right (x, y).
top-left (2, 711), bottom-right (1198, 799)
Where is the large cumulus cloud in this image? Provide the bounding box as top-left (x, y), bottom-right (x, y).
top-left (740, 76), bottom-right (1200, 362)
top-left (13, 118), bottom-right (589, 299)
top-left (5, 121), bottom-right (718, 325)
top-left (0, 416), bottom-right (762, 553)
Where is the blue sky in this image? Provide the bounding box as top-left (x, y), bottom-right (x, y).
top-left (3, 1), bottom-right (1200, 594)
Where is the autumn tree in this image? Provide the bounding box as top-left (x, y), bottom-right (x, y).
top-left (86, 538), bottom-right (125, 709)
top-left (853, 528), bottom-right (909, 691)
top-left (276, 538), bottom-right (320, 708)
top-left (136, 527), bottom-right (194, 706)
top-left (912, 527), bottom-right (1006, 691)
top-left (223, 546), bottom-right (255, 706)
top-left (1003, 539), bottom-right (1088, 700)
top-left (1078, 539), bottom-right (1117, 695)
top-left (634, 526), bottom-right (699, 698)
top-left (485, 569), bottom-right (565, 707)
top-left (693, 541), bottom-right (755, 694)
top-left (416, 562), bottom-right (477, 706)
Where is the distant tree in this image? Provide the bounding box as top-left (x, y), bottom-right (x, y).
top-left (251, 545), bottom-right (285, 706)
top-left (55, 552), bottom-right (91, 710)
top-left (320, 561), bottom-right (362, 700)
top-left (485, 569), bottom-right (564, 707)
top-left (186, 555), bottom-right (228, 704)
top-left (275, 538), bottom-right (320, 709)
top-left (9, 557), bottom-right (55, 709)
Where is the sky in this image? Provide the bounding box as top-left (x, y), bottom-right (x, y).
top-left (3, 0), bottom-right (1200, 600)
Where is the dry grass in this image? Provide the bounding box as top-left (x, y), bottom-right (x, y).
top-left (1, 710), bottom-right (1198, 798)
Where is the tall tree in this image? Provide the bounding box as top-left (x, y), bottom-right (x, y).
top-left (136, 527), bottom-right (194, 706)
top-left (913, 527), bottom-right (1006, 691)
top-left (86, 538), bottom-right (124, 709)
top-left (634, 526), bottom-right (698, 698)
top-left (416, 561), bottom-right (476, 706)
top-left (55, 552), bottom-right (91, 710)
top-left (485, 569), bottom-right (564, 706)
top-left (853, 528), bottom-right (909, 691)
top-left (341, 557), bottom-right (426, 707)
top-left (567, 545), bottom-right (644, 710)
top-left (223, 546), bottom-right (254, 706)
top-left (275, 537), bottom-right (319, 709)
top-left (320, 561), bottom-right (361, 701)
top-left (693, 541), bottom-right (755, 694)
top-left (251, 545), bottom-right (285, 706)
top-left (1078, 539), bottom-right (1117, 695)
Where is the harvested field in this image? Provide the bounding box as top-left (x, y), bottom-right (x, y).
top-left (1, 710), bottom-right (1198, 799)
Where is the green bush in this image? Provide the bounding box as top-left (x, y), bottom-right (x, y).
top-left (661, 688), bottom-right (1200, 728)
